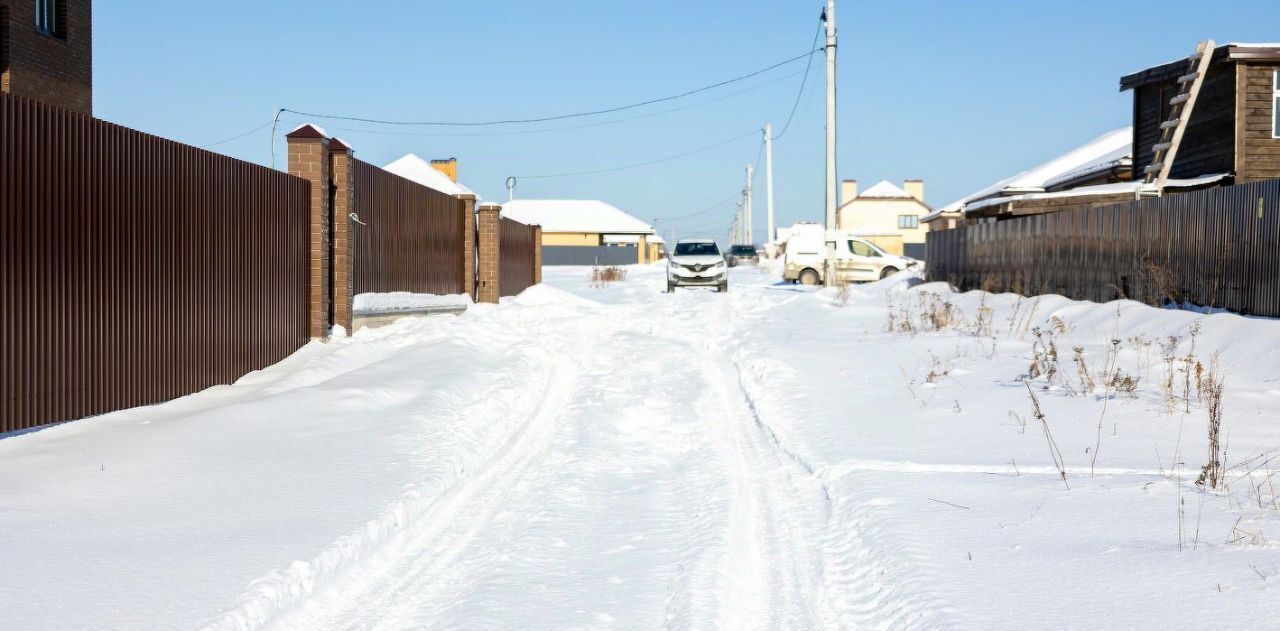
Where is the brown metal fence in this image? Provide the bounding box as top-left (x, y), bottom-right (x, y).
top-left (499, 217), bottom-right (537, 297)
top-left (1, 93), bottom-right (311, 434)
top-left (926, 179), bottom-right (1280, 316)
top-left (351, 159), bottom-right (467, 296)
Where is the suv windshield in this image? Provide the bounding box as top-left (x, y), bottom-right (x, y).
top-left (729, 246), bottom-right (756, 255)
top-left (674, 242), bottom-right (720, 256)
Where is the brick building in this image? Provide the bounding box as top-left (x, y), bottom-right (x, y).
top-left (0, 0), bottom-right (92, 114)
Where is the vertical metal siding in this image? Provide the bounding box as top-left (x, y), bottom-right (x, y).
top-left (925, 179), bottom-right (1280, 316)
top-left (350, 159), bottom-right (466, 296)
top-left (0, 93), bottom-right (310, 433)
top-left (499, 217), bottom-right (537, 297)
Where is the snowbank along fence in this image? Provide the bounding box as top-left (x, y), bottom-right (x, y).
top-left (1, 93), bottom-right (311, 433)
top-left (1, 107), bottom-right (542, 433)
top-left (926, 179), bottom-right (1280, 316)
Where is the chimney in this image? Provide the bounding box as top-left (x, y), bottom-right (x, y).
top-left (840, 179), bottom-right (858, 204)
top-left (431, 158), bottom-right (458, 182)
top-left (903, 179), bottom-right (925, 202)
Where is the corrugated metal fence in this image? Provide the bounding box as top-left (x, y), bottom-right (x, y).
top-left (352, 159), bottom-right (467, 296)
top-left (499, 217), bottom-right (538, 297)
top-left (926, 179), bottom-right (1280, 316)
top-left (1, 93), bottom-right (311, 433)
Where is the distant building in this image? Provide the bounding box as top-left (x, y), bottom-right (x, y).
top-left (0, 0), bottom-right (93, 114)
top-left (383, 154), bottom-right (478, 197)
top-left (836, 179), bottom-right (931, 258)
top-left (501, 199), bottom-right (657, 266)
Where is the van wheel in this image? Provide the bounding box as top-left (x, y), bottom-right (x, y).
top-left (799, 268), bottom-right (820, 286)
top-left (880, 267), bottom-right (899, 279)
top-left (717, 283), bottom-right (728, 293)
top-left (667, 283), bottom-right (676, 293)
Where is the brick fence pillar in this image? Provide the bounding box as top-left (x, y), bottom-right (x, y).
top-left (286, 124), bottom-right (332, 339)
top-left (328, 138), bottom-right (355, 333)
top-left (476, 203), bottom-right (501, 304)
top-left (532, 225), bottom-right (543, 285)
top-left (456, 193), bottom-right (477, 300)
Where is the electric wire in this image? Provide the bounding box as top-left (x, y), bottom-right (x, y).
top-left (199, 120), bottom-right (275, 149)
top-left (772, 18), bottom-right (824, 141)
top-left (279, 49), bottom-right (820, 128)
top-left (513, 130), bottom-right (759, 180)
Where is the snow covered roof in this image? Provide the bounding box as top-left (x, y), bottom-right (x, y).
top-left (501, 199), bottom-right (654, 234)
top-left (962, 173), bottom-right (1231, 212)
top-left (383, 154), bottom-right (476, 197)
top-left (927, 127), bottom-right (1133, 220)
top-left (857, 180), bottom-right (914, 199)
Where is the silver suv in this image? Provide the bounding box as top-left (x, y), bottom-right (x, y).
top-left (666, 239), bottom-right (728, 293)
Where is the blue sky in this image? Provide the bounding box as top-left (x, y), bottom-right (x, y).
top-left (95, 1), bottom-right (1280, 242)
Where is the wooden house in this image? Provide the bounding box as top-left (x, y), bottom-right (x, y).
top-left (1121, 43), bottom-right (1280, 183)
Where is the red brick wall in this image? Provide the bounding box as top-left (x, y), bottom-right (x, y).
top-left (0, 0), bottom-right (92, 114)
top-left (476, 204), bottom-right (500, 303)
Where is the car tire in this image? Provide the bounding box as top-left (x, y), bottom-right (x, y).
top-left (667, 282), bottom-right (676, 293)
top-left (717, 283), bottom-right (728, 293)
top-left (880, 266), bottom-right (899, 279)
top-left (799, 268), bottom-right (820, 286)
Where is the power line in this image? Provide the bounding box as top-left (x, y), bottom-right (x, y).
top-left (276, 67), bottom-right (812, 140)
top-left (514, 130), bottom-right (759, 180)
top-left (199, 120), bottom-right (275, 149)
top-left (772, 18), bottom-right (824, 141)
top-left (653, 192), bottom-right (740, 221)
top-left (278, 49), bottom-right (820, 128)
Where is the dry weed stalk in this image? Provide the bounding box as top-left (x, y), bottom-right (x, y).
top-left (1025, 382), bottom-right (1068, 490)
top-left (589, 265), bottom-right (628, 287)
top-left (1196, 362), bottom-right (1225, 490)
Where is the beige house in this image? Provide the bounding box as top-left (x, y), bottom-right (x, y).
top-left (836, 179), bottom-right (931, 258)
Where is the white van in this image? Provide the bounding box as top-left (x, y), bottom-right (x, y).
top-left (782, 223), bottom-right (917, 285)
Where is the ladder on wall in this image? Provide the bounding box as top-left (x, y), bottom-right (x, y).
top-left (1144, 39), bottom-right (1215, 194)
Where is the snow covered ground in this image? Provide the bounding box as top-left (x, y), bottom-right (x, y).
top-left (3, 263), bottom-right (1280, 629)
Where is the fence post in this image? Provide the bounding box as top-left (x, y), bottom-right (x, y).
top-left (533, 225), bottom-right (543, 285)
top-left (286, 124), bottom-right (332, 340)
top-left (329, 138), bottom-right (355, 334)
top-left (456, 193), bottom-right (477, 300)
top-left (476, 203), bottom-right (501, 303)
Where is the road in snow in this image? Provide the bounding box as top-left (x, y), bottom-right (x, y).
top-left (3, 264), bottom-right (1280, 629)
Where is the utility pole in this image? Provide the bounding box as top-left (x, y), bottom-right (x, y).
top-left (745, 164), bottom-right (754, 245)
top-left (823, 0), bottom-right (838, 286)
top-left (764, 124), bottom-right (775, 247)
top-left (734, 200), bottom-right (744, 245)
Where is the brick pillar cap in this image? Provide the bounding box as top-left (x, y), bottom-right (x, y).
top-left (328, 137), bottom-right (354, 152)
top-left (285, 123), bottom-right (329, 140)
top-left (455, 193), bottom-right (478, 202)
top-left (478, 203), bottom-right (502, 211)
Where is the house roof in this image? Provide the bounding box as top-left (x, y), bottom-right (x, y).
top-left (383, 154), bottom-right (476, 197)
top-left (962, 173), bottom-right (1231, 213)
top-left (501, 199), bottom-right (654, 234)
top-left (926, 127), bottom-right (1133, 221)
top-left (1120, 43), bottom-right (1280, 90)
top-left (858, 180), bottom-right (915, 199)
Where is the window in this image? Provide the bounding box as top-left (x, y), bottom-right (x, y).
top-left (849, 240), bottom-right (881, 257)
top-left (673, 241), bottom-right (720, 256)
top-left (1273, 70), bottom-right (1279, 139)
top-left (898, 215), bottom-right (919, 229)
top-left (34, 0), bottom-right (64, 39)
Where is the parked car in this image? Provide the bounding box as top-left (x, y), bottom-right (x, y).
top-left (667, 239), bottom-right (728, 293)
top-left (781, 223), bottom-right (918, 285)
top-left (725, 245), bottom-right (760, 267)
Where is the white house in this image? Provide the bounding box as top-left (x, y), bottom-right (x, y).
top-left (501, 199), bottom-right (659, 265)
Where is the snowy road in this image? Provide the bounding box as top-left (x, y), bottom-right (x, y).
top-left (6, 263), bottom-right (1280, 630)
top-left (272, 269), bottom-right (844, 629)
